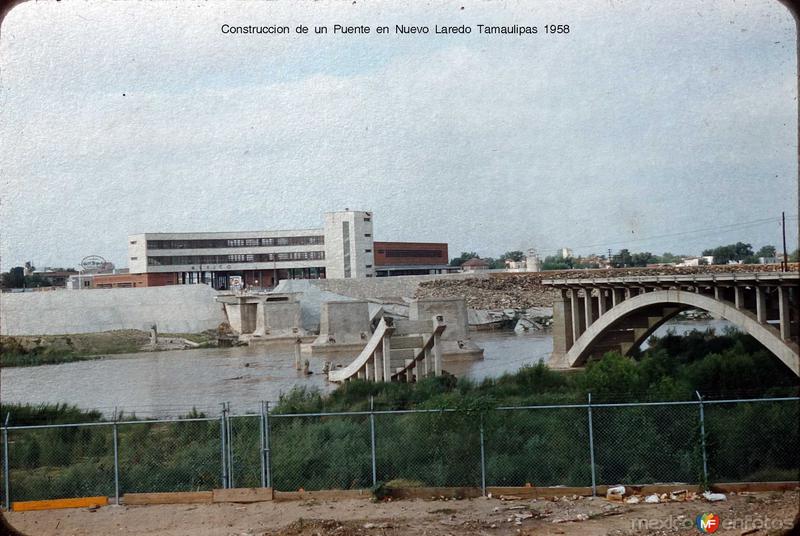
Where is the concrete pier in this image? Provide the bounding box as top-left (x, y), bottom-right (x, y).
top-left (309, 301), bottom-right (372, 354)
top-left (409, 297), bottom-right (483, 360)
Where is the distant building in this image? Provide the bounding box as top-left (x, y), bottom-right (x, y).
top-left (677, 255), bottom-right (714, 267)
top-left (32, 269), bottom-right (78, 287)
top-left (560, 247), bottom-right (574, 259)
top-left (67, 270), bottom-right (175, 290)
top-left (373, 241), bottom-right (453, 277)
top-left (758, 256), bottom-right (783, 264)
top-left (504, 259), bottom-right (527, 272)
top-left (461, 258), bottom-right (491, 272)
top-left (525, 248), bottom-right (541, 272)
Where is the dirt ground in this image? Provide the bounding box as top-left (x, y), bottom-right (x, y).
top-left (5, 490), bottom-right (799, 536)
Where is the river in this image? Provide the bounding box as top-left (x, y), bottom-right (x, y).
top-left (0, 319), bottom-right (731, 417)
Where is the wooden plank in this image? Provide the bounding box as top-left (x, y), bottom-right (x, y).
top-left (212, 488), bottom-right (273, 503)
top-left (273, 489), bottom-right (370, 501)
top-left (12, 496), bottom-right (108, 512)
top-left (122, 491), bottom-right (213, 505)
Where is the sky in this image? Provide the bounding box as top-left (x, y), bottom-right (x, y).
top-left (0, 0), bottom-right (797, 271)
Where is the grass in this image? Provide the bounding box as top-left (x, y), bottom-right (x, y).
top-left (0, 329), bottom-right (218, 368)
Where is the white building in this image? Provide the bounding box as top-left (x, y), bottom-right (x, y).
top-left (127, 210), bottom-right (375, 289)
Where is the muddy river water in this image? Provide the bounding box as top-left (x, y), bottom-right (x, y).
top-left (1, 319), bottom-right (730, 417)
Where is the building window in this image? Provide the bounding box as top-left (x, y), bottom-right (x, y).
top-left (130, 240), bottom-right (137, 245)
top-left (364, 233), bottom-right (371, 237)
top-left (364, 217), bottom-right (371, 222)
top-left (245, 238), bottom-right (259, 246)
top-left (365, 249), bottom-right (372, 253)
top-left (385, 249), bottom-right (444, 258)
top-left (366, 264), bottom-right (372, 268)
top-left (130, 257), bottom-right (138, 261)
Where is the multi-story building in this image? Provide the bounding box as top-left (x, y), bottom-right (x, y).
top-left (127, 210), bottom-right (374, 289)
top-left (120, 210), bottom-right (449, 290)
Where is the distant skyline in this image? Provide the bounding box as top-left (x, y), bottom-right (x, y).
top-left (1, 0), bottom-right (797, 271)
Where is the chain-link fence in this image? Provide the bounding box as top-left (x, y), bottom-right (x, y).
top-left (1, 396), bottom-right (798, 507)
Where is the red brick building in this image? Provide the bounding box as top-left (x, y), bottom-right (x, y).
top-left (373, 242), bottom-right (454, 277)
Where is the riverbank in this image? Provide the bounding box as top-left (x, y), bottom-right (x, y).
top-left (0, 330), bottom-right (217, 368)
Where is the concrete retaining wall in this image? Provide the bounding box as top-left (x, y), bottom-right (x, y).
top-left (0, 285), bottom-right (226, 336)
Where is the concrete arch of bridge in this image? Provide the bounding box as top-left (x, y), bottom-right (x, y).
top-left (564, 290), bottom-right (799, 377)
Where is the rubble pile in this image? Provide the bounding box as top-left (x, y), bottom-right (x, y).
top-left (415, 264), bottom-right (797, 311)
top-left (415, 276), bottom-right (560, 310)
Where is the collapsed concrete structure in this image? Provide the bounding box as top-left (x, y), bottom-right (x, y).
top-left (309, 301), bottom-right (373, 354)
top-left (216, 293), bottom-right (307, 342)
top-left (408, 297), bottom-right (483, 360)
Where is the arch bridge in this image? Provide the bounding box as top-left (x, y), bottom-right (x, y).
top-left (541, 271), bottom-right (799, 376)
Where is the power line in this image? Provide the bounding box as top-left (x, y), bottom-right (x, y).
top-left (536, 215), bottom-right (797, 258)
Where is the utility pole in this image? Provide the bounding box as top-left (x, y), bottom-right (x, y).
top-left (781, 211), bottom-right (788, 272)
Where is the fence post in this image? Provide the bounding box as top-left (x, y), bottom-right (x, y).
top-left (226, 402), bottom-right (234, 489)
top-left (479, 412), bottom-right (486, 496)
top-left (112, 413), bottom-right (120, 506)
top-left (587, 393), bottom-right (597, 497)
top-left (369, 397), bottom-right (377, 487)
top-left (696, 391), bottom-right (709, 485)
top-left (3, 413), bottom-right (10, 511)
top-left (259, 401), bottom-right (266, 488)
top-left (264, 402), bottom-right (272, 490)
top-left (220, 405), bottom-right (228, 489)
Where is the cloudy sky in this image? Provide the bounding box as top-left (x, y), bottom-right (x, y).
top-left (0, 0), bottom-right (797, 270)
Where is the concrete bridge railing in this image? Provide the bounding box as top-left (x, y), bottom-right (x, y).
top-left (327, 316), bottom-right (447, 383)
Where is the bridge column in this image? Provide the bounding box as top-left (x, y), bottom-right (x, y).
top-left (584, 289), bottom-right (594, 328)
top-left (734, 286), bottom-right (744, 310)
top-left (778, 286), bottom-right (791, 341)
top-left (570, 289), bottom-right (583, 342)
top-left (611, 288), bottom-right (624, 307)
top-left (382, 336), bottom-right (392, 381)
top-left (755, 286), bottom-right (767, 324)
top-left (433, 331), bottom-right (443, 376)
top-left (596, 288), bottom-right (607, 316)
top-left (374, 346), bottom-right (384, 382)
top-left (551, 290), bottom-right (574, 365)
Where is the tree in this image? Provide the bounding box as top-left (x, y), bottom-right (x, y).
top-left (500, 251), bottom-right (525, 263)
top-left (656, 252), bottom-right (683, 264)
top-left (449, 252), bottom-right (479, 267)
top-left (630, 252), bottom-right (655, 267)
top-left (755, 245), bottom-right (776, 259)
top-left (611, 249), bottom-right (633, 268)
top-left (702, 242), bottom-right (754, 264)
top-left (2, 267), bottom-right (25, 288)
top-left (541, 255), bottom-right (575, 270)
